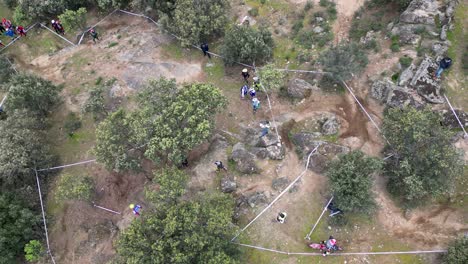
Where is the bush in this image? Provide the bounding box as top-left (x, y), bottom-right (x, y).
top-left (292, 20), bottom-right (304, 36)
top-left (319, 0), bottom-right (330, 7)
top-left (221, 25), bottom-right (274, 65)
top-left (64, 112), bottom-right (82, 136)
top-left (399, 56), bottom-right (413, 68)
top-left (145, 167), bottom-right (188, 207)
top-left (326, 5), bottom-right (337, 21)
top-left (58, 7), bottom-right (87, 32)
top-left (304, 1), bottom-right (313, 11)
top-left (257, 64), bottom-right (286, 91)
top-left (443, 236), bottom-right (468, 264)
top-left (327, 151), bottom-right (382, 214)
top-left (390, 35), bottom-right (400, 52)
top-left (24, 240), bottom-right (44, 262)
top-left (248, 7), bottom-right (259, 17)
top-left (55, 174), bottom-right (94, 201)
top-left (96, 0), bottom-right (130, 10)
top-left (319, 42), bottom-right (368, 81)
top-left (382, 107), bottom-right (463, 205)
top-left (82, 84), bottom-right (108, 121)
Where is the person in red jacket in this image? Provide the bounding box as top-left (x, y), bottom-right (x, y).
top-left (17, 26), bottom-right (26, 37)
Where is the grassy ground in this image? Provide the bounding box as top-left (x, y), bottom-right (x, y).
top-left (445, 2), bottom-right (468, 109)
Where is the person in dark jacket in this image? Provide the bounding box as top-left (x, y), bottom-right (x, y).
top-left (435, 57), bottom-right (452, 79)
top-left (241, 68), bottom-right (250, 83)
top-left (201, 42), bottom-right (211, 58)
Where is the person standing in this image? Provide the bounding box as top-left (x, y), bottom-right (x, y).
top-left (51, 20), bottom-right (58, 33)
top-left (323, 236), bottom-right (338, 256)
top-left (5, 27), bottom-right (15, 38)
top-left (253, 76), bottom-right (260, 89)
top-left (89, 28), bottom-right (99, 43)
top-left (240, 84), bottom-right (248, 99)
top-left (434, 57), bottom-right (452, 79)
top-left (259, 121), bottom-right (270, 138)
top-left (241, 68), bottom-right (250, 83)
top-left (56, 20), bottom-right (65, 35)
top-left (252, 98), bottom-right (260, 114)
top-left (200, 42), bottom-right (211, 59)
top-left (248, 86), bottom-right (256, 98)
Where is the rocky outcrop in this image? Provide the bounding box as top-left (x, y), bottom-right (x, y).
top-left (390, 0), bottom-right (440, 45)
top-left (321, 116), bottom-right (340, 135)
top-left (371, 79), bottom-right (423, 108)
top-left (360, 30), bottom-right (378, 46)
top-left (221, 177), bottom-right (237, 193)
top-left (398, 63), bottom-right (416, 86)
top-left (230, 143), bottom-right (259, 174)
top-left (440, 109), bottom-right (468, 129)
top-left (410, 56), bottom-right (444, 104)
top-left (247, 192), bottom-right (268, 208)
top-left (287, 78), bottom-right (318, 99)
top-left (291, 133), bottom-right (349, 172)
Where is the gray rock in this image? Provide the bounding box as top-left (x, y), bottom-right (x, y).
top-left (315, 17), bottom-right (324, 23)
top-left (313, 26), bottom-right (324, 33)
top-left (321, 117), bottom-right (340, 135)
top-left (387, 22), bottom-right (394, 32)
top-left (440, 24), bottom-right (448, 41)
top-left (247, 192), bottom-right (267, 208)
top-left (360, 30), bottom-right (377, 45)
top-left (291, 132), bottom-right (322, 153)
top-left (371, 79), bottom-right (397, 102)
top-left (410, 56), bottom-right (444, 104)
top-left (432, 42), bottom-right (449, 57)
top-left (386, 87), bottom-right (418, 108)
top-left (257, 133), bottom-right (281, 148)
top-left (392, 25), bottom-right (422, 45)
top-left (250, 147), bottom-right (269, 159)
top-left (231, 143), bottom-right (259, 174)
top-left (440, 109), bottom-right (468, 129)
top-left (221, 177), bottom-right (237, 193)
top-left (399, 0), bottom-right (439, 25)
top-left (398, 63), bottom-right (416, 86)
top-left (287, 78), bottom-right (318, 99)
top-left (266, 144), bottom-right (285, 160)
top-left (272, 177), bottom-right (290, 191)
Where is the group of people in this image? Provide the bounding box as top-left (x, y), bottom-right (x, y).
top-left (0, 18), bottom-right (26, 47)
top-left (241, 69), bottom-right (261, 113)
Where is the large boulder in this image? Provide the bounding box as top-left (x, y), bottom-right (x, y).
top-left (321, 116), bottom-right (340, 135)
top-left (398, 63), bottom-right (416, 86)
top-left (399, 0), bottom-right (439, 25)
top-left (230, 143), bottom-right (259, 174)
top-left (272, 177), bottom-right (290, 191)
top-left (432, 42), bottom-right (449, 57)
top-left (257, 133), bottom-right (281, 147)
top-left (221, 177), bottom-right (237, 193)
top-left (291, 132), bottom-right (322, 155)
top-left (371, 79), bottom-right (398, 102)
top-left (247, 192), bottom-right (268, 208)
top-left (410, 56), bottom-right (444, 104)
top-left (386, 87), bottom-right (419, 108)
top-left (287, 78), bottom-right (318, 99)
top-left (307, 142), bottom-right (350, 173)
top-left (266, 144), bottom-right (285, 160)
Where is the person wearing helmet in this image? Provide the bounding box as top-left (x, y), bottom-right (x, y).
top-left (253, 76), bottom-right (260, 89)
top-left (17, 25), bottom-right (26, 37)
top-left (129, 204), bottom-right (142, 216)
top-left (252, 98), bottom-right (260, 114)
top-left (89, 28), bottom-right (99, 43)
top-left (240, 84), bottom-right (248, 99)
top-left (51, 20), bottom-right (58, 33)
top-left (241, 68), bottom-right (250, 83)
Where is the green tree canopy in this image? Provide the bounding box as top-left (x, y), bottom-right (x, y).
top-left (382, 107), bottom-right (463, 204)
top-left (0, 193), bottom-right (40, 264)
top-left (327, 150), bottom-right (382, 214)
top-left (161, 0), bottom-right (229, 47)
top-left (443, 235), bottom-right (468, 264)
top-left (145, 167), bottom-right (188, 207)
top-left (116, 193), bottom-right (239, 264)
top-left (16, 0), bottom-right (88, 19)
top-left (0, 110), bottom-right (54, 189)
top-left (4, 73), bottom-right (60, 116)
top-left (221, 25), bottom-right (274, 65)
top-left (58, 7), bottom-right (87, 32)
top-left (319, 42), bottom-right (368, 81)
top-left (0, 56), bottom-right (16, 90)
top-left (94, 79), bottom-right (226, 171)
top-left (94, 109), bottom-right (141, 172)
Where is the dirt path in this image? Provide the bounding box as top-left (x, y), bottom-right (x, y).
top-left (332, 0), bottom-right (365, 43)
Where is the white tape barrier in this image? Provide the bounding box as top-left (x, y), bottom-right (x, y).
top-left (0, 23), bottom-right (38, 53)
top-left (37, 159), bottom-right (96, 172)
top-left (443, 95), bottom-right (467, 137)
top-left (305, 196), bottom-right (334, 240)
